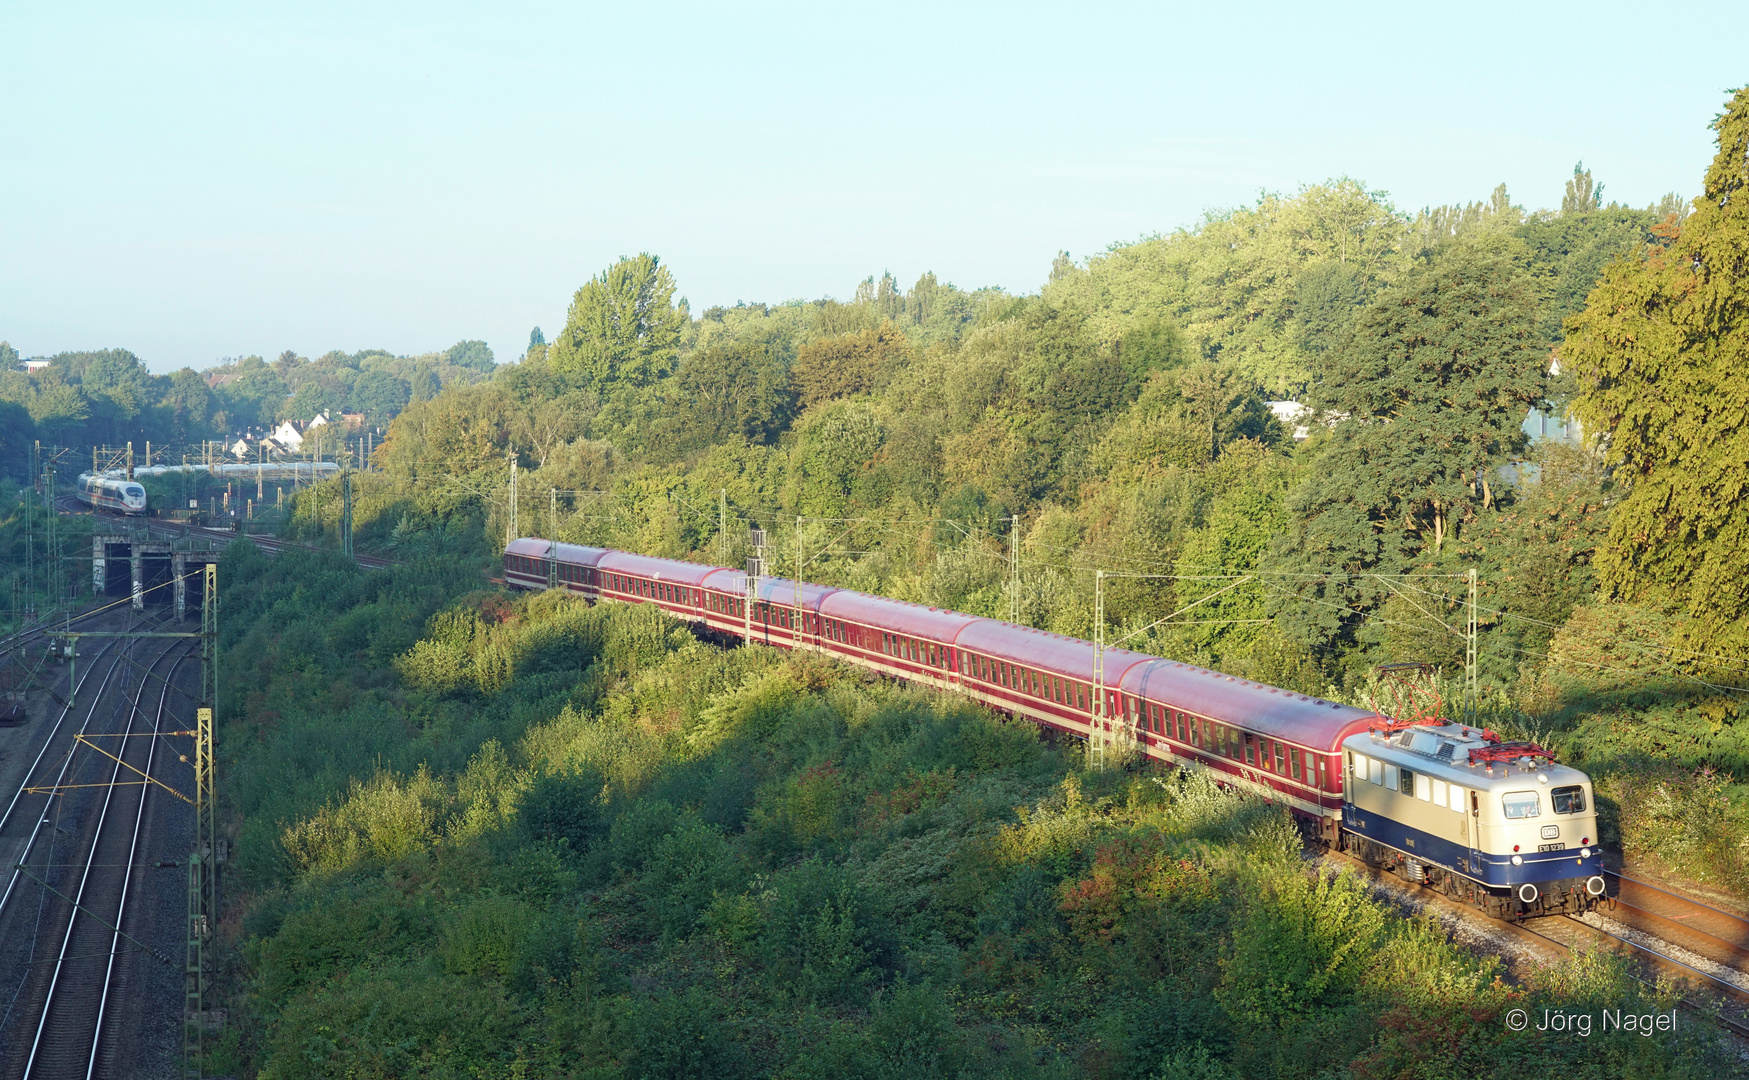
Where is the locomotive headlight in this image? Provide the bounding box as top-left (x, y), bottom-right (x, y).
top-left (1581, 848), bottom-right (1591, 858)
top-left (1511, 855), bottom-right (1523, 866)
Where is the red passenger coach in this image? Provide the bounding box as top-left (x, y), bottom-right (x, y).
top-left (503, 537), bottom-right (1374, 833)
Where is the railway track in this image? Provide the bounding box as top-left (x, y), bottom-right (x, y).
top-left (0, 609), bottom-right (190, 1077)
top-left (62, 494), bottom-right (392, 569)
top-left (1327, 846), bottom-right (1749, 1040)
top-left (20, 640), bottom-right (191, 1079)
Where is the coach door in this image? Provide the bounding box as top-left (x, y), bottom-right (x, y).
top-left (1467, 789), bottom-right (1481, 875)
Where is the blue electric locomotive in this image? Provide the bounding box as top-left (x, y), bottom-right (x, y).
top-left (1341, 721), bottom-right (1605, 918)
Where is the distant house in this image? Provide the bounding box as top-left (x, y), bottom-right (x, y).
top-left (230, 438), bottom-right (251, 458)
top-left (22, 359), bottom-right (51, 373)
top-left (269, 420), bottom-right (305, 451)
top-left (307, 412), bottom-right (329, 430)
top-left (1266, 401), bottom-right (1313, 441)
top-left (339, 412), bottom-right (366, 429)
top-left (205, 371), bottom-right (240, 389)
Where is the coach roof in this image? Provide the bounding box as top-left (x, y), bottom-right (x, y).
top-left (821, 589), bottom-right (981, 640)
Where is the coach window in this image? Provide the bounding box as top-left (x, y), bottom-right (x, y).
top-left (1367, 757), bottom-right (1383, 786)
top-left (1243, 734), bottom-right (1257, 766)
top-left (1274, 742), bottom-right (1286, 773)
top-left (1502, 791), bottom-right (1541, 819)
top-left (1290, 747), bottom-right (1302, 780)
top-left (1398, 767), bottom-right (1414, 796)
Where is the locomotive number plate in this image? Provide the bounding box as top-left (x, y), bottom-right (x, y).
top-left (1537, 842), bottom-right (1567, 852)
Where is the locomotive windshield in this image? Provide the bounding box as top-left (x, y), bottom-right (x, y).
top-left (1502, 791), bottom-right (1541, 819)
top-left (1551, 786), bottom-right (1586, 814)
top-left (125, 485), bottom-right (144, 497)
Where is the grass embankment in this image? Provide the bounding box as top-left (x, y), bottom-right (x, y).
top-left (213, 545), bottom-right (1738, 1079)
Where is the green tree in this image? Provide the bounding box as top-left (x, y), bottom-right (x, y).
top-left (444, 339), bottom-right (495, 372)
top-left (1564, 87), bottom-right (1749, 659)
top-left (1272, 235), bottom-right (1545, 651)
top-left (548, 254), bottom-right (686, 393)
top-left (350, 370), bottom-right (411, 424)
top-left (1306, 234), bottom-right (1544, 552)
top-left (1561, 161), bottom-right (1603, 216)
top-left (789, 321), bottom-right (910, 411)
top-left (674, 337), bottom-right (795, 446)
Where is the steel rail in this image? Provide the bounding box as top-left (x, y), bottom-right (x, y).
top-left (0, 623), bottom-right (145, 920)
top-left (87, 647), bottom-right (188, 1078)
top-left (21, 636), bottom-right (184, 1079)
top-left (1603, 870), bottom-right (1749, 968)
top-left (1325, 846), bottom-right (1749, 1041)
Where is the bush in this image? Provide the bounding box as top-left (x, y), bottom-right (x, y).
top-left (519, 768), bottom-right (609, 854)
top-left (1215, 868), bottom-right (1385, 1025)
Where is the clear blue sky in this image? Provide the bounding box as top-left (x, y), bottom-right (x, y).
top-left (3, 2), bottom-right (1744, 373)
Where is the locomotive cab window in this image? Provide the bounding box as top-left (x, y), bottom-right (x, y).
top-left (1551, 786), bottom-right (1586, 814)
top-left (1398, 767), bottom-right (1414, 795)
top-left (1502, 791), bottom-right (1542, 819)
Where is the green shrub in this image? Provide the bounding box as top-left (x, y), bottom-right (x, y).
top-left (1215, 868), bottom-right (1385, 1025)
top-left (519, 767), bottom-right (609, 854)
top-left (441, 895), bottom-right (535, 980)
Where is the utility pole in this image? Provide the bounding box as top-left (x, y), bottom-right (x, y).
top-left (1092, 570), bottom-right (1106, 771)
top-left (1008, 514), bottom-right (1021, 624)
top-left (550, 487), bottom-right (558, 540)
top-left (718, 489), bottom-right (727, 567)
top-left (794, 516), bottom-right (805, 650)
top-left (26, 442), bottom-right (37, 617)
top-left (745, 527), bottom-right (765, 645)
top-left (185, 561), bottom-right (218, 1078)
top-left (506, 459), bottom-right (518, 546)
top-left (1464, 567), bottom-right (1478, 724)
top-left (341, 471), bottom-right (353, 559)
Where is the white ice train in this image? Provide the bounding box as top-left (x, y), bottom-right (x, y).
top-left (75, 472), bottom-right (148, 515)
top-left (75, 462), bottom-right (341, 517)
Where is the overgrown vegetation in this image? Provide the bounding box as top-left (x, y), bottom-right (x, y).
top-left (189, 89), bottom-right (1749, 1076)
top-left (220, 565), bottom-right (1735, 1078)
